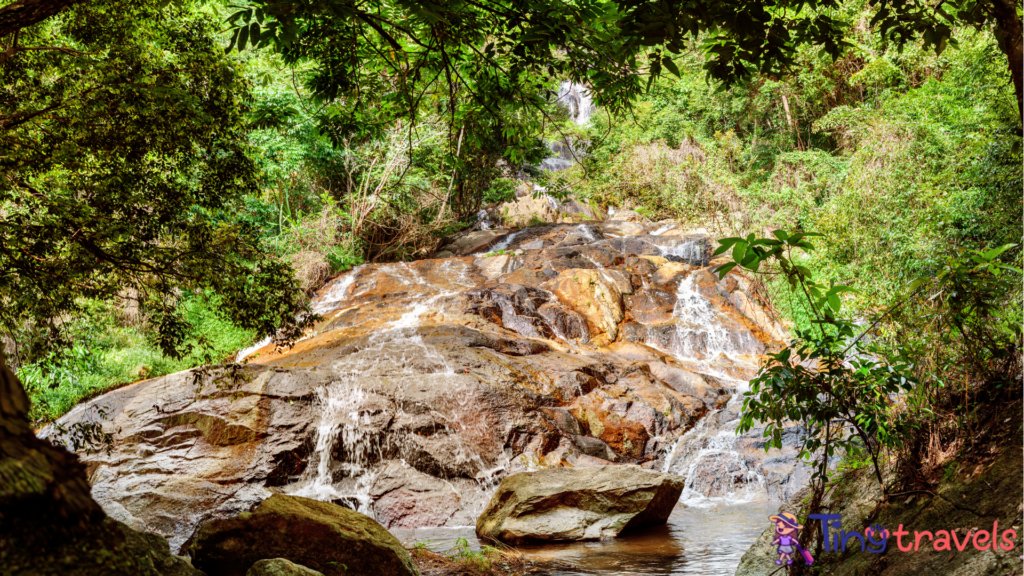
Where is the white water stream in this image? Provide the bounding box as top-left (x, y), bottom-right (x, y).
top-left (651, 274), bottom-right (769, 507)
top-left (288, 263), bottom-right (507, 521)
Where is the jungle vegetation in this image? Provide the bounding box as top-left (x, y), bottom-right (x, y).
top-left (1, 1), bottom-right (1020, 531)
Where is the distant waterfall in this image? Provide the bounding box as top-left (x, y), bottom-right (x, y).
top-left (539, 81), bottom-right (595, 172)
top-left (556, 81), bottom-right (596, 125)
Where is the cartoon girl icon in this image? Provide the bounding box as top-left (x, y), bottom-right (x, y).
top-left (770, 512), bottom-right (813, 566)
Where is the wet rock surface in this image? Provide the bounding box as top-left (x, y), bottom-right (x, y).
top-left (49, 217), bottom-right (807, 554)
top-left (187, 494), bottom-right (419, 576)
top-left (476, 465), bottom-right (684, 544)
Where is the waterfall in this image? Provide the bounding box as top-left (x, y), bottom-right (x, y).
top-left (289, 261), bottom-right (504, 520)
top-left (556, 81), bottom-right (596, 125)
top-left (654, 274), bottom-right (768, 505)
top-left (289, 291), bottom-right (455, 516)
top-left (537, 82), bottom-right (596, 172)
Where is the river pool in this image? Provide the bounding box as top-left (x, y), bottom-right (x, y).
top-left (392, 501), bottom-right (774, 576)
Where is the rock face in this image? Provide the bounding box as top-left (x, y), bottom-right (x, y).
top-left (48, 219), bottom-right (805, 553)
top-left (1, 350), bottom-right (204, 576)
top-left (476, 465), bottom-right (684, 544)
top-left (187, 494), bottom-right (419, 576)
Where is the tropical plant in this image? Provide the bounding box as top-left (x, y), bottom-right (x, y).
top-left (0, 0), bottom-right (309, 365)
top-left (720, 231), bottom-right (915, 495)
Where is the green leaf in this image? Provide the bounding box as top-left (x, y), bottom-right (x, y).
top-left (226, 27), bottom-right (240, 53)
top-left (713, 237), bottom-right (742, 255)
top-left (827, 293), bottom-right (841, 312)
top-left (714, 262), bottom-right (737, 279)
top-left (663, 56), bottom-right (681, 78)
top-left (982, 244), bottom-right (1016, 261)
top-left (732, 240), bottom-right (747, 263)
top-left (238, 23), bottom-right (250, 50)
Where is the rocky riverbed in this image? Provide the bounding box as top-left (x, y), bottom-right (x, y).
top-left (48, 212), bottom-right (812, 570)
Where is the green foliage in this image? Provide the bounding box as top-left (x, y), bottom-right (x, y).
top-left (18, 294), bottom-right (257, 423)
top-left (1, 0), bottom-right (308, 366)
top-left (721, 231), bottom-right (915, 492)
top-left (725, 229), bottom-right (1020, 497)
top-left (482, 178), bottom-right (518, 205)
top-left (447, 538), bottom-right (501, 571)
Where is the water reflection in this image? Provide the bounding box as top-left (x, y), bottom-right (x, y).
top-left (392, 501), bottom-right (774, 576)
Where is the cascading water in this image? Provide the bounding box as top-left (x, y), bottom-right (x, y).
top-left (289, 262), bottom-right (506, 521)
top-left (656, 239), bottom-right (709, 266)
top-left (312, 265), bottom-right (362, 315)
top-left (556, 81), bottom-right (596, 125)
top-left (666, 274), bottom-right (761, 364)
top-left (475, 228), bottom-right (527, 256)
top-left (651, 274), bottom-right (769, 506)
top-left (538, 82), bottom-right (596, 172)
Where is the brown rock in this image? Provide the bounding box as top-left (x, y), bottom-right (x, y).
top-left (570, 394), bottom-right (650, 460)
top-left (651, 262), bottom-right (695, 287)
top-left (187, 494), bottom-right (420, 576)
top-left (247, 558), bottom-right (324, 576)
top-left (599, 220), bottom-right (644, 236)
top-left (551, 269), bottom-right (625, 343)
top-left (441, 229), bottom-right (511, 256)
top-left (475, 466), bottom-right (683, 544)
top-left (499, 195), bottom-right (558, 228)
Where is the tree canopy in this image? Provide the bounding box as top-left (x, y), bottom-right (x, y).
top-left (223, 0), bottom-right (1021, 122)
top-left (0, 0), bottom-right (308, 361)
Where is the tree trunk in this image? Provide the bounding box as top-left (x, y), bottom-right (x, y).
top-left (0, 0), bottom-right (84, 39)
top-left (991, 0), bottom-right (1024, 123)
top-left (0, 349), bottom-right (149, 574)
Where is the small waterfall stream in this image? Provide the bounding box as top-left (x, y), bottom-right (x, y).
top-left (288, 264), bottom-right (508, 522)
top-left (652, 274), bottom-right (769, 506)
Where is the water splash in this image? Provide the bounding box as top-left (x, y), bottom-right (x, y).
top-left (656, 239), bottom-right (707, 265)
top-left (646, 274), bottom-right (769, 505)
top-left (312, 266), bottom-right (362, 315)
top-left (237, 335), bottom-right (272, 363)
top-left (478, 229), bottom-right (527, 255)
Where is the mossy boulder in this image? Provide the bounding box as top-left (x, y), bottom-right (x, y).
top-left (187, 494), bottom-right (420, 576)
top-left (247, 558), bottom-right (324, 576)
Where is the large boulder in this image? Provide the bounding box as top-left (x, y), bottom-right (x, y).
top-left (52, 222), bottom-right (795, 550)
top-left (475, 465), bottom-right (684, 544)
top-left (499, 194), bottom-right (559, 228)
top-left (187, 494), bottom-right (420, 576)
top-left (247, 559), bottom-right (323, 576)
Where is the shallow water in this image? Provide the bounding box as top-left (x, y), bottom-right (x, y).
top-left (392, 501), bottom-right (774, 576)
